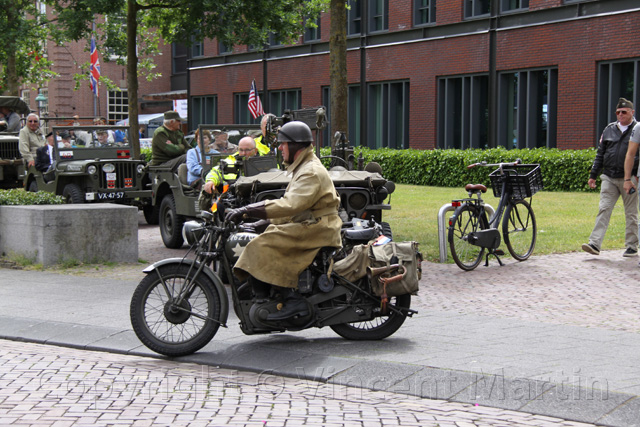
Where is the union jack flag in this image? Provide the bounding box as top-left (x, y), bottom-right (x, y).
top-left (248, 79), bottom-right (264, 119)
top-left (89, 35), bottom-right (101, 97)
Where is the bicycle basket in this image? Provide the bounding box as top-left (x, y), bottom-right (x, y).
top-left (489, 164), bottom-right (543, 199)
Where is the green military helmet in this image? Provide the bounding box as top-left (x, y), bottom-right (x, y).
top-left (277, 121), bottom-right (313, 146)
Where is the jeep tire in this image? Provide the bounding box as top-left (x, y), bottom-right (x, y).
top-left (143, 204), bottom-right (160, 225)
top-left (63, 183), bottom-right (84, 204)
top-left (160, 194), bottom-right (185, 248)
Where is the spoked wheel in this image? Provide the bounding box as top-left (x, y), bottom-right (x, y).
top-left (130, 264), bottom-right (222, 357)
top-left (448, 204), bottom-right (488, 271)
top-left (503, 199), bottom-right (537, 261)
top-left (330, 293), bottom-right (411, 340)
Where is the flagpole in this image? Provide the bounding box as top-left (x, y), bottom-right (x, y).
top-left (92, 22), bottom-right (97, 117)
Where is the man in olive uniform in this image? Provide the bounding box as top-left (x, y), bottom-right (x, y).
top-left (18, 113), bottom-right (45, 168)
top-left (150, 111), bottom-right (191, 171)
top-left (226, 121), bottom-right (342, 321)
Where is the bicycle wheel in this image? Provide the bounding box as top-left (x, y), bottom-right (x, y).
top-left (448, 204), bottom-right (488, 271)
top-left (130, 264), bottom-right (223, 357)
top-left (503, 199), bottom-right (537, 261)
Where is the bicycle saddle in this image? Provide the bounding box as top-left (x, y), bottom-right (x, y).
top-left (465, 183), bottom-right (487, 193)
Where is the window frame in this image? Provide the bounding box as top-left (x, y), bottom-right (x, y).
top-left (107, 89), bottom-right (129, 124)
top-left (414, 0), bottom-right (436, 26)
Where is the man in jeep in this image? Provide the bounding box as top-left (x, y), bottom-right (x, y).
top-left (0, 106), bottom-right (21, 132)
top-left (19, 113), bottom-right (45, 168)
top-left (150, 111), bottom-right (191, 171)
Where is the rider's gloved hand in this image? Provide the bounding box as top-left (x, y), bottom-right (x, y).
top-left (224, 201), bottom-right (267, 224)
top-left (241, 219), bottom-right (271, 234)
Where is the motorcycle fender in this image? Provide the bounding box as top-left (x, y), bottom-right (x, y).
top-left (143, 258), bottom-right (229, 326)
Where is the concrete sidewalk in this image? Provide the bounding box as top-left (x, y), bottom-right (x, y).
top-left (0, 215), bottom-right (638, 426)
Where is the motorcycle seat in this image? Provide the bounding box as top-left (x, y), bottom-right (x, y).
top-left (343, 227), bottom-right (378, 241)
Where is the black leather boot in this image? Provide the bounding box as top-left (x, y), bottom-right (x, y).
top-left (267, 288), bottom-right (309, 321)
top-left (249, 276), bottom-right (270, 300)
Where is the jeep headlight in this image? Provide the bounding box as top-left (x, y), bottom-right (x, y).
top-left (182, 220), bottom-right (206, 246)
top-left (137, 164), bottom-right (145, 174)
top-left (87, 165), bottom-right (97, 175)
top-left (102, 163), bottom-right (115, 173)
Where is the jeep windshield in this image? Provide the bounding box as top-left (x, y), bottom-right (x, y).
top-left (51, 126), bottom-right (132, 161)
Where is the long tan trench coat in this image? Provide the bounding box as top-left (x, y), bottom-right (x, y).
top-left (233, 145), bottom-right (342, 288)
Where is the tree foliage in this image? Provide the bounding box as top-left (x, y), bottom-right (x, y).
top-left (0, 0), bottom-right (58, 95)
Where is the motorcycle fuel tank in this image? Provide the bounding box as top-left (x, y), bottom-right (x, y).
top-left (225, 231), bottom-right (259, 263)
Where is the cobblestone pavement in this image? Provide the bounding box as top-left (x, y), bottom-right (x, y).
top-left (0, 339), bottom-right (598, 427)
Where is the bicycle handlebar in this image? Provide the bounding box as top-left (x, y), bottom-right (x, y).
top-left (467, 159), bottom-right (522, 169)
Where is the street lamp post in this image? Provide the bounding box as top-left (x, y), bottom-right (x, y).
top-left (35, 91), bottom-right (48, 133)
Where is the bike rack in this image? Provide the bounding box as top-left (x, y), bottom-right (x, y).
top-left (438, 203), bottom-right (495, 263)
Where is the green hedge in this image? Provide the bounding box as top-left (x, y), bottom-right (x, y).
top-left (0, 189), bottom-right (65, 205)
top-left (321, 147), bottom-right (597, 192)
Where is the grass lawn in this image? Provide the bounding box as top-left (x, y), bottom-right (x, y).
top-left (385, 184), bottom-right (629, 263)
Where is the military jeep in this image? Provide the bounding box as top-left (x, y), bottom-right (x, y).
top-left (25, 126), bottom-right (152, 210)
top-left (0, 96), bottom-right (30, 189)
top-left (148, 124), bottom-right (267, 248)
top-left (149, 114), bottom-right (396, 249)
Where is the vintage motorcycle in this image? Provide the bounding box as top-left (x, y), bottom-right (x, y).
top-left (130, 199), bottom-right (419, 357)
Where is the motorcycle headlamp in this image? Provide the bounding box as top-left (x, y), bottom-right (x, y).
top-left (182, 220), bottom-right (206, 246)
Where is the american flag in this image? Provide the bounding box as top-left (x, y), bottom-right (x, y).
top-left (248, 79), bottom-right (264, 119)
top-left (89, 35), bottom-right (101, 97)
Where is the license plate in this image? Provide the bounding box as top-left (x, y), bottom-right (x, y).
top-left (97, 192), bottom-right (125, 200)
top-left (106, 173), bottom-right (117, 181)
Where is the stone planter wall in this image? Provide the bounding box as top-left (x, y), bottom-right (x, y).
top-left (0, 204), bottom-right (138, 266)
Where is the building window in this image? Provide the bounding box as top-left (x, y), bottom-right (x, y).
top-left (347, 0), bottom-right (362, 35)
top-left (192, 96), bottom-right (217, 129)
top-left (465, 0), bottom-right (490, 18)
top-left (367, 81), bottom-right (409, 149)
top-left (269, 89), bottom-right (302, 116)
top-left (438, 75), bottom-right (489, 149)
top-left (269, 33), bottom-right (282, 47)
top-left (235, 93), bottom-right (254, 124)
top-left (219, 42), bottom-right (231, 55)
top-left (597, 59), bottom-right (640, 140)
top-left (501, 0), bottom-right (528, 11)
top-left (21, 90), bottom-right (30, 109)
top-left (172, 43), bottom-right (188, 74)
top-left (369, 0), bottom-right (388, 32)
top-left (348, 0), bottom-right (388, 35)
top-left (414, 0), bottom-right (436, 26)
top-left (498, 68), bottom-right (557, 149)
top-left (322, 85), bottom-right (362, 147)
top-left (108, 89), bottom-right (128, 124)
top-left (39, 88), bottom-right (49, 116)
top-left (191, 37), bottom-right (203, 58)
top-left (304, 18), bottom-right (321, 42)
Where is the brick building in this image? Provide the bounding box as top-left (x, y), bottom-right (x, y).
top-left (188, 0), bottom-right (640, 150)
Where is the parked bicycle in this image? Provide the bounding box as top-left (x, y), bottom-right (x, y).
top-left (448, 160), bottom-right (543, 271)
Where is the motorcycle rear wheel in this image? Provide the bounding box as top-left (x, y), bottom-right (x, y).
top-left (130, 264), bottom-right (223, 357)
top-left (330, 293), bottom-right (411, 340)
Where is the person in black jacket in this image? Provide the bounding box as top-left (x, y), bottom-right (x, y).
top-left (583, 98), bottom-right (638, 257)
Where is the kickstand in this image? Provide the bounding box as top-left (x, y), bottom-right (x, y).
top-left (484, 250), bottom-right (504, 267)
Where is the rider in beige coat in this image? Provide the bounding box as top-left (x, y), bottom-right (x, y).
top-left (226, 121), bottom-right (342, 320)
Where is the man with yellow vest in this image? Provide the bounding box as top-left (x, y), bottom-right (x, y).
top-left (253, 113), bottom-right (276, 156)
top-left (202, 136), bottom-right (260, 195)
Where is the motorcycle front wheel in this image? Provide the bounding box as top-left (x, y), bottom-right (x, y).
top-left (130, 264), bottom-right (223, 357)
top-left (330, 293), bottom-right (411, 340)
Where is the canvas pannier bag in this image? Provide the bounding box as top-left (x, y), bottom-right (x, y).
top-left (333, 241), bottom-right (421, 297)
top-left (368, 241), bottom-right (421, 297)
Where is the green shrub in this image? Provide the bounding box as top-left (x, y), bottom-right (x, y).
top-left (0, 189), bottom-right (65, 205)
top-left (320, 147), bottom-right (597, 192)
top-left (141, 147), bottom-right (152, 163)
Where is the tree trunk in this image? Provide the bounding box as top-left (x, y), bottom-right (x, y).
top-left (5, 7), bottom-right (20, 96)
top-left (329, 0), bottom-right (348, 149)
top-left (127, 0), bottom-right (141, 159)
